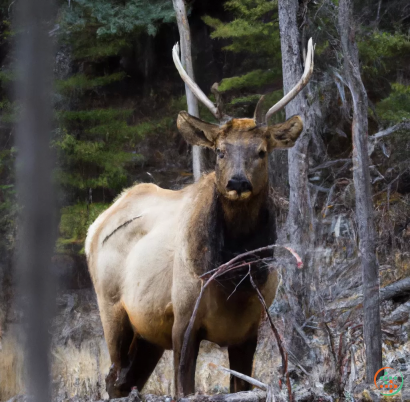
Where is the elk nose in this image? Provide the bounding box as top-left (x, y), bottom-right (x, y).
top-left (226, 176), bottom-right (252, 193)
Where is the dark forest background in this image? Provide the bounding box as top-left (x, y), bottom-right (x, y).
top-left (1, 0), bottom-right (410, 265)
top-left (0, 0), bottom-right (410, 401)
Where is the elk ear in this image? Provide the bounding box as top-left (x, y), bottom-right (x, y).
top-left (177, 111), bottom-right (219, 148)
top-left (265, 115), bottom-right (303, 151)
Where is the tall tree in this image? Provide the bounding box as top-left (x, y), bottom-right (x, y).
top-left (172, 0), bottom-right (204, 181)
top-left (338, 0), bottom-right (382, 383)
top-left (277, 0), bottom-right (321, 309)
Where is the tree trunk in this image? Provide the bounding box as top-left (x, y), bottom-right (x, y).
top-left (15, 0), bottom-right (56, 400)
top-left (172, 0), bottom-right (206, 181)
top-left (277, 0), bottom-right (321, 310)
top-left (338, 0), bottom-right (382, 383)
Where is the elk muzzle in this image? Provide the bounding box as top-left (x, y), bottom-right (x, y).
top-left (226, 175), bottom-right (253, 200)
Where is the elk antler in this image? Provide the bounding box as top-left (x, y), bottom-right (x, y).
top-left (265, 37), bottom-right (315, 123)
top-left (172, 42), bottom-right (222, 120)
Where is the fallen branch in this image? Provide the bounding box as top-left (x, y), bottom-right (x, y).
top-left (178, 391), bottom-right (267, 402)
top-left (380, 277), bottom-right (410, 301)
top-left (87, 390), bottom-right (267, 402)
top-left (216, 366), bottom-right (268, 391)
top-left (328, 277), bottom-right (410, 310)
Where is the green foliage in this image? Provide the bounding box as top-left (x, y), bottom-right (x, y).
top-left (56, 72), bottom-right (127, 93)
top-left (0, 99), bottom-right (18, 124)
top-left (0, 147), bottom-right (17, 253)
top-left (376, 83), bottom-right (410, 122)
top-left (359, 32), bottom-right (410, 77)
top-left (58, 108), bottom-right (133, 124)
top-left (0, 68), bottom-right (16, 84)
top-left (57, 202), bottom-right (108, 253)
top-left (229, 94), bottom-right (261, 105)
top-left (203, 0), bottom-right (279, 56)
top-left (62, 0), bottom-right (175, 38)
top-left (203, 0), bottom-right (282, 115)
top-left (219, 69), bottom-right (279, 92)
top-left (54, 108), bottom-right (145, 192)
top-left (59, 0), bottom-right (174, 60)
top-left (72, 37), bottom-right (132, 60)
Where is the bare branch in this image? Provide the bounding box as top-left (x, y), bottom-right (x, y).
top-left (265, 38), bottom-right (315, 122)
top-left (309, 159), bottom-right (351, 173)
top-left (180, 244), bottom-right (302, 384)
top-left (217, 366), bottom-right (268, 391)
top-left (172, 43), bottom-right (221, 120)
top-left (370, 121), bottom-right (410, 140)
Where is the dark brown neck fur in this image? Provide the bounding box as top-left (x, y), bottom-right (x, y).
top-left (219, 186), bottom-right (269, 239)
top-left (185, 173), bottom-right (276, 278)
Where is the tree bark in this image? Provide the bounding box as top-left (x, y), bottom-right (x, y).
top-left (277, 0), bottom-right (321, 310)
top-left (338, 0), bottom-right (382, 383)
top-left (172, 0), bottom-right (206, 181)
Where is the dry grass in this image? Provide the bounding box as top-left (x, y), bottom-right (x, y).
top-left (51, 339), bottom-right (110, 401)
top-left (0, 332), bottom-right (25, 401)
top-left (143, 342), bottom-right (230, 396)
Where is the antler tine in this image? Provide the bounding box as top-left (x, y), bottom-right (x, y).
top-left (265, 38), bottom-right (315, 122)
top-left (172, 43), bottom-right (222, 120)
top-left (253, 95), bottom-right (266, 126)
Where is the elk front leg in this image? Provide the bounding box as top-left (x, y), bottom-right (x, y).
top-left (172, 319), bottom-right (201, 397)
top-left (228, 336), bottom-right (258, 393)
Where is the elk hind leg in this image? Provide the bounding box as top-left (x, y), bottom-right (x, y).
top-left (116, 336), bottom-right (164, 393)
top-left (228, 336), bottom-right (258, 393)
top-left (98, 300), bottom-right (134, 398)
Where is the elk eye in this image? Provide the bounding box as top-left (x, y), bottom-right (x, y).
top-left (258, 150), bottom-right (266, 158)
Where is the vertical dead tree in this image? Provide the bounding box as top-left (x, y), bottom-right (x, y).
top-left (338, 0), bottom-right (382, 382)
top-left (172, 0), bottom-right (204, 181)
top-left (277, 0), bottom-right (321, 310)
top-left (278, 0), bottom-right (311, 256)
top-left (15, 0), bottom-right (55, 400)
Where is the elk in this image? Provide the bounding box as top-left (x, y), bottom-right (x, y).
top-left (85, 38), bottom-right (314, 399)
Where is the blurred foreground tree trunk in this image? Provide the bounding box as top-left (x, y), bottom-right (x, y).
top-left (14, 0), bottom-right (56, 400)
top-left (338, 0), bottom-right (382, 382)
top-left (172, 0), bottom-right (206, 181)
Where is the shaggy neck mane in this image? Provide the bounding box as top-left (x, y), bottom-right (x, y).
top-left (185, 173), bottom-right (276, 277)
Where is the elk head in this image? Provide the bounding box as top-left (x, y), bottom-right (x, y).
top-left (173, 39), bottom-right (315, 201)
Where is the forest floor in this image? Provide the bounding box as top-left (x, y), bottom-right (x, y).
top-left (2, 275), bottom-right (410, 402)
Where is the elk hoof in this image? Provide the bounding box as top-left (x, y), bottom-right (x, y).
top-left (105, 364), bottom-right (126, 399)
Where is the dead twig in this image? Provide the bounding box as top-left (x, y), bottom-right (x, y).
top-left (370, 121), bottom-right (410, 140)
top-left (216, 365), bottom-right (268, 391)
top-left (249, 272), bottom-right (292, 402)
top-left (309, 158), bottom-right (351, 173)
top-left (180, 244), bottom-right (302, 400)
